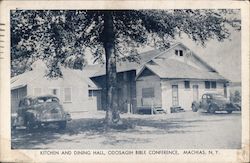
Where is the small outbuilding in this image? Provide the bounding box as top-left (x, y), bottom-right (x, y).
top-left (11, 61), bottom-right (102, 113)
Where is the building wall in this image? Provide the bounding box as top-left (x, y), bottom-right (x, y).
top-left (26, 75), bottom-right (97, 113)
top-left (91, 70), bottom-right (137, 113)
top-left (136, 73), bottom-right (162, 109)
top-left (161, 79), bottom-right (226, 113)
top-left (11, 86), bottom-right (27, 113)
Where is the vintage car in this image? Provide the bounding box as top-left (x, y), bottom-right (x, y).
top-left (191, 93), bottom-right (238, 114)
top-left (12, 95), bottom-right (71, 130)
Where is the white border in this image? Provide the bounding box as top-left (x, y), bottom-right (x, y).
top-left (0, 1), bottom-right (249, 162)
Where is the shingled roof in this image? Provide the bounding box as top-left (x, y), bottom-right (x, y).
top-left (137, 59), bottom-right (227, 81)
top-left (90, 49), bottom-right (163, 77)
top-left (11, 67), bottom-right (101, 90)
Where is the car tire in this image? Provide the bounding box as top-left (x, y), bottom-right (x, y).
top-left (208, 105), bottom-right (216, 114)
top-left (58, 121), bottom-right (66, 130)
top-left (26, 120), bottom-right (35, 130)
top-left (192, 105), bottom-right (198, 112)
top-left (227, 110), bottom-right (233, 114)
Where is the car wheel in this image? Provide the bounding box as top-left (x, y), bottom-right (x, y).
top-left (192, 105), bottom-right (198, 112)
top-left (26, 120), bottom-right (35, 130)
top-left (227, 110), bottom-right (233, 114)
top-left (12, 125), bottom-right (16, 130)
top-left (208, 106), bottom-right (216, 114)
top-left (58, 121), bottom-right (66, 130)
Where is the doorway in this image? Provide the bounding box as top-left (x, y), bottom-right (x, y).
top-left (193, 85), bottom-right (199, 101)
top-left (172, 85), bottom-right (179, 106)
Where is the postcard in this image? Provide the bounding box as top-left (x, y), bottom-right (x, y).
top-left (0, 0), bottom-right (249, 162)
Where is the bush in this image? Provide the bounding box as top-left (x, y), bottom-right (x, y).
top-left (230, 90), bottom-right (241, 103)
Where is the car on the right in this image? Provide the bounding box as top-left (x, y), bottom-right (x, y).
top-left (191, 93), bottom-right (239, 114)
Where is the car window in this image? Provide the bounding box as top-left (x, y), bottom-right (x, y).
top-left (37, 98), bottom-right (45, 103)
top-left (24, 99), bottom-right (31, 106)
top-left (52, 97), bottom-right (59, 102)
top-left (34, 97), bottom-right (59, 104)
top-left (46, 98), bottom-right (53, 102)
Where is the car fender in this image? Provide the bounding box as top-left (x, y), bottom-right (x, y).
top-left (209, 103), bottom-right (219, 110)
top-left (25, 109), bottom-right (39, 121)
top-left (192, 101), bottom-right (200, 108)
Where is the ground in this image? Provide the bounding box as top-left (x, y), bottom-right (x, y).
top-left (11, 111), bottom-right (241, 149)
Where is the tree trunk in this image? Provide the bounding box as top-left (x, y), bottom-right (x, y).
top-left (103, 11), bottom-right (121, 126)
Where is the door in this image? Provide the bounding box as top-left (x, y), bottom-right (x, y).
top-left (193, 85), bottom-right (199, 101)
top-left (172, 85), bottom-right (179, 106)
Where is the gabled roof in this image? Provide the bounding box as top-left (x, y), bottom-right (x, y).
top-left (90, 49), bottom-right (163, 77)
top-left (90, 42), bottom-right (218, 78)
top-left (153, 42), bottom-right (218, 72)
top-left (136, 59), bottom-right (228, 81)
top-left (11, 70), bottom-right (42, 90)
top-left (11, 67), bottom-right (101, 90)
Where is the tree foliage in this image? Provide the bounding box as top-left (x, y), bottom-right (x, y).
top-left (11, 9), bottom-right (240, 77)
top-left (11, 9), bottom-right (240, 126)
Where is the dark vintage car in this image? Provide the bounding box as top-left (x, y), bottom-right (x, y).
top-left (12, 95), bottom-right (71, 130)
top-left (191, 93), bottom-right (239, 114)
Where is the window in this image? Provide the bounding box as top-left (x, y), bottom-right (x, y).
top-left (88, 90), bottom-right (93, 97)
top-left (205, 81), bottom-right (210, 89)
top-left (142, 88), bottom-right (154, 98)
top-left (64, 88), bottom-right (72, 102)
top-left (205, 81), bottom-right (217, 89)
top-left (175, 50), bottom-right (178, 55)
top-left (211, 81), bottom-right (217, 89)
top-left (184, 81), bottom-right (190, 89)
top-left (34, 88), bottom-right (42, 96)
top-left (179, 50), bottom-right (183, 56)
top-left (175, 50), bottom-right (184, 56)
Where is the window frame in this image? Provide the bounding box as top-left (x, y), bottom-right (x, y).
top-left (175, 50), bottom-right (184, 57)
top-left (205, 81), bottom-right (211, 89)
top-left (88, 90), bottom-right (94, 100)
top-left (211, 81), bottom-right (217, 89)
top-left (205, 81), bottom-right (217, 89)
top-left (179, 50), bottom-right (183, 56)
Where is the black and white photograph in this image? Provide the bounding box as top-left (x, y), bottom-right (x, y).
top-left (9, 9), bottom-right (243, 150)
top-left (0, 1), bottom-right (249, 162)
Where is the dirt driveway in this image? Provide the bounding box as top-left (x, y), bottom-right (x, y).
top-left (11, 111), bottom-right (241, 149)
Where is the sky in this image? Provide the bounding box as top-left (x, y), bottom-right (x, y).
top-left (177, 28), bottom-right (241, 83)
top-left (85, 28), bottom-right (241, 82)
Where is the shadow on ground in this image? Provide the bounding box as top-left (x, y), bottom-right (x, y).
top-left (11, 112), bottom-right (240, 149)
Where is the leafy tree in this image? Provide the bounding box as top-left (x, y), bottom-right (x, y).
top-left (11, 9), bottom-right (240, 126)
